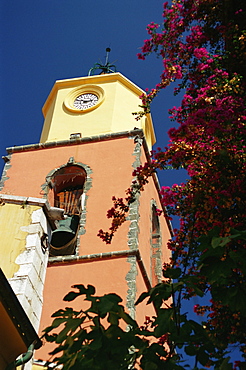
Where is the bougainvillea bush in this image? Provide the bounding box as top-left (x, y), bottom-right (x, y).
top-left (44, 1), bottom-right (246, 368)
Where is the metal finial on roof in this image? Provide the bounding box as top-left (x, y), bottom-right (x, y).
top-left (88, 48), bottom-right (117, 76)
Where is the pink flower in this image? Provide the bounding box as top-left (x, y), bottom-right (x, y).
top-left (137, 53), bottom-right (145, 60)
top-left (193, 304), bottom-right (199, 313)
top-left (194, 47), bottom-right (209, 59)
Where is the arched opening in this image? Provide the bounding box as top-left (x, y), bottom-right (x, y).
top-left (51, 165), bottom-right (87, 216)
top-left (49, 164), bottom-right (87, 257)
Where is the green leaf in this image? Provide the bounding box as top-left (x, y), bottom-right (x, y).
top-left (142, 361), bottom-right (158, 370)
top-left (147, 283), bottom-right (173, 309)
top-left (236, 230), bottom-right (246, 240)
top-left (63, 291), bottom-right (81, 302)
top-left (55, 318), bottom-right (84, 343)
top-left (51, 308), bottom-right (74, 317)
top-left (172, 281), bottom-right (184, 293)
top-left (212, 285), bottom-right (246, 313)
top-left (119, 310), bottom-right (138, 328)
top-left (184, 344), bottom-right (197, 356)
top-left (49, 344), bottom-right (68, 356)
top-left (107, 312), bottom-right (119, 325)
top-left (197, 226), bottom-right (221, 251)
top-left (43, 333), bottom-right (57, 342)
top-left (220, 357), bottom-right (233, 370)
top-left (96, 294), bottom-right (122, 317)
top-left (211, 236), bottom-right (231, 248)
top-left (135, 291), bottom-right (149, 306)
top-left (64, 284), bottom-right (96, 301)
top-left (51, 317), bottom-right (68, 329)
top-left (73, 284), bottom-right (96, 296)
top-left (230, 249), bottom-right (246, 275)
top-left (163, 267), bottom-right (182, 279)
top-left (105, 293), bottom-right (122, 304)
top-left (197, 347), bottom-right (209, 366)
top-left (88, 333), bottom-right (103, 351)
top-left (200, 256), bottom-right (234, 284)
top-left (189, 320), bottom-right (208, 338)
top-left (153, 308), bottom-right (173, 337)
top-left (182, 276), bottom-right (205, 297)
top-left (91, 315), bottom-right (101, 328)
top-left (211, 236), bottom-right (223, 248)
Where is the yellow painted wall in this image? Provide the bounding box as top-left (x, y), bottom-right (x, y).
top-left (0, 203), bottom-right (39, 279)
top-left (31, 365), bottom-right (44, 370)
top-left (40, 73), bottom-right (156, 149)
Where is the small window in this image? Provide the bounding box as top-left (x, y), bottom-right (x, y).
top-left (152, 205), bottom-right (160, 245)
top-left (151, 204), bottom-right (161, 285)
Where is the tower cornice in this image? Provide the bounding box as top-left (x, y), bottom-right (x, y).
top-left (6, 129), bottom-right (145, 154)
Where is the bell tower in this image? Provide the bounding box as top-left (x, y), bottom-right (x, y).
top-left (40, 72), bottom-right (156, 149)
top-left (0, 59), bottom-right (172, 366)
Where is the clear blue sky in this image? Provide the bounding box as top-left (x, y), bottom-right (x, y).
top-left (0, 0), bottom-right (185, 185)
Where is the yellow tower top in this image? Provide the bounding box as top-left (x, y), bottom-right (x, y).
top-left (40, 72), bottom-right (156, 150)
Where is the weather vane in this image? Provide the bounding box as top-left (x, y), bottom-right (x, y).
top-left (88, 48), bottom-right (117, 76)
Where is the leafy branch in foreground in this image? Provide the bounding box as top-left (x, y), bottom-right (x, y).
top-left (43, 252), bottom-right (243, 370)
top-left (42, 284), bottom-right (143, 370)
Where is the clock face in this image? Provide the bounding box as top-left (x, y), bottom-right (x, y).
top-left (73, 93), bottom-right (99, 110)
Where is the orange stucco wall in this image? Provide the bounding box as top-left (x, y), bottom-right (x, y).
top-left (1, 136), bottom-right (171, 361)
top-left (2, 139), bottom-right (133, 252)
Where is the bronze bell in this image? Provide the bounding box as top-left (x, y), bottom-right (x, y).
top-left (50, 215), bottom-right (80, 256)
